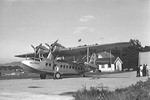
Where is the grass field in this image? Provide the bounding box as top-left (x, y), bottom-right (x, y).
top-left (73, 78), bottom-right (150, 100)
top-left (0, 71), bottom-right (40, 80)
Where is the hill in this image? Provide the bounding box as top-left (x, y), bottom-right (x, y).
top-left (0, 62), bottom-right (21, 67)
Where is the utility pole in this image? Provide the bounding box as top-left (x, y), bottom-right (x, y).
top-left (87, 47), bottom-right (89, 62)
top-left (109, 50), bottom-right (112, 67)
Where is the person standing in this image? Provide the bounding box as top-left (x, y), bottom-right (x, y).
top-left (143, 64), bottom-right (146, 76)
top-left (146, 64), bottom-right (150, 77)
top-left (136, 65), bottom-right (140, 77)
top-left (140, 65), bottom-right (143, 77)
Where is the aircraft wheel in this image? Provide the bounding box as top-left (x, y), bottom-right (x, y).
top-left (81, 73), bottom-right (85, 77)
top-left (54, 72), bottom-right (61, 79)
top-left (40, 74), bottom-right (46, 79)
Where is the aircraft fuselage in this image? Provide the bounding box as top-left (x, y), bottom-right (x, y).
top-left (21, 58), bottom-right (88, 79)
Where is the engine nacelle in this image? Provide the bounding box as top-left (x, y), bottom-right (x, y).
top-left (52, 46), bottom-right (61, 54)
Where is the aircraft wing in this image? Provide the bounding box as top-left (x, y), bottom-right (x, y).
top-left (15, 53), bottom-right (35, 58)
top-left (58, 42), bottom-right (131, 57)
top-left (15, 42), bottom-right (130, 58)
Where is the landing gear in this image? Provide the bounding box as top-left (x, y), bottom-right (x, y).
top-left (81, 73), bottom-right (86, 77)
top-left (54, 65), bottom-right (59, 72)
top-left (54, 72), bottom-right (61, 79)
top-left (40, 74), bottom-right (46, 79)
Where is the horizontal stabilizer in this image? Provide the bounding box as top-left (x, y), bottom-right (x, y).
top-left (84, 62), bottom-right (98, 70)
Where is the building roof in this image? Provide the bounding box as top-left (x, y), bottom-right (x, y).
top-left (96, 57), bottom-right (122, 64)
top-left (98, 52), bottom-right (114, 58)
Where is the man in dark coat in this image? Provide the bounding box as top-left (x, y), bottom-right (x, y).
top-left (136, 65), bottom-right (140, 77)
top-left (143, 64), bottom-right (147, 76)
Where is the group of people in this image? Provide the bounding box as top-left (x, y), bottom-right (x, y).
top-left (136, 64), bottom-right (149, 77)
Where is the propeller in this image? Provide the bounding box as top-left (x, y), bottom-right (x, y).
top-left (51, 39), bottom-right (58, 47)
top-left (45, 39), bottom-right (58, 52)
top-left (31, 43), bottom-right (42, 54)
top-left (45, 43), bottom-right (52, 52)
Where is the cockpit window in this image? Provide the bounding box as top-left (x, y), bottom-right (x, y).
top-left (35, 58), bottom-right (40, 61)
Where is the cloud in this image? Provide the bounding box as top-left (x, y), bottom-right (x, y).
top-left (79, 15), bottom-right (96, 22)
top-left (73, 27), bottom-right (95, 34)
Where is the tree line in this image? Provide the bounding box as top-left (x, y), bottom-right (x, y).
top-left (0, 66), bottom-right (22, 71)
top-left (1, 39), bottom-right (149, 71)
top-left (112, 39), bottom-right (150, 70)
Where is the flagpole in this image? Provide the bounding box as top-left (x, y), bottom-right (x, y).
top-left (78, 39), bottom-right (82, 46)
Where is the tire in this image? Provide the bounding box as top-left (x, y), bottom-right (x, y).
top-left (81, 73), bottom-right (85, 77)
top-left (40, 74), bottom-right (46, 79)
top-left (54, 72), bottom-right (61, 79)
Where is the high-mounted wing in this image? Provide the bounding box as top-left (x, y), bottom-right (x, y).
top-left (15, 51), bottom-right (50, 58)
top-left (15, 53), bottom-right (35, 58)
top-left (57, 42), bottom-right (131, 57)
top-left (15, 42), bottom-right (131, 58)
top-left (15, 43), bottom-right (49, 58)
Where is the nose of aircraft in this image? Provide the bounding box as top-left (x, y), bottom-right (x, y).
top-left (21, 60), bottom-right (30, 66)
top-left (21, 60), bottom-right (32, 72)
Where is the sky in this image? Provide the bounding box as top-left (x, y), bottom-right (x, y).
top-left (0, 0), bottom-right (150, 64)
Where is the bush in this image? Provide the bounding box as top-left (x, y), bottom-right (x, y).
top-left (73, 78), bottom-right (150, 100)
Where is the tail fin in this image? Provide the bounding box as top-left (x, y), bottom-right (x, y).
top-left (89, 53), bottom-right (97, 64)
top-left (47, 52), bottom-right (54, 61)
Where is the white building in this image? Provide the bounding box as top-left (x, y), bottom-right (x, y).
top-left (139, 51), bottom-right (150, 67)
top-left (96, 52), bottom-right (123, 72)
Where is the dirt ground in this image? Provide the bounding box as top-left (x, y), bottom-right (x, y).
top-left (0, 71), bottom-right (148, 100)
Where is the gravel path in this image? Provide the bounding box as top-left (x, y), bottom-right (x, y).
top-left (0, 71), bottom-right (148, 100)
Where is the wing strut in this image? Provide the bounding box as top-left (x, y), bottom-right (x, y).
top-left (87, 47), bottom-right (89, 62)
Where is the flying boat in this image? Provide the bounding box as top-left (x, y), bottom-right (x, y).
top-left (15, 40), bottom-right (131, 79)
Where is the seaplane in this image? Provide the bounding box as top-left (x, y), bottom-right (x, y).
top-left (15, 40), bottom-right (130, 79)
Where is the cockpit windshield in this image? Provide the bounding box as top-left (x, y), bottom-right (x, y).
top-left (28, 57), bottom-right (42, 62)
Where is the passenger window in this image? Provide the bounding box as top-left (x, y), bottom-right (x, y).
top-left (69, 66), bottom-right (71, 69)
top-left (46, 63), bottom-right (48, 66)
top-left (60, 65), bottom-right (62, 68)
top-left (63, 65), bottom-right (65, 68)
top-left (49, 63), bottom-right (51, 67)
top-left (72, 67), bottom-right (74, 69)
top-left (66, 66), bottom-right (68, 69)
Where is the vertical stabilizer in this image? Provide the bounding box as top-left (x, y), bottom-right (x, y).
top-left (47, 52), bottom-right (54, 61)
top-left (89, 53), bottom-right (97, 64)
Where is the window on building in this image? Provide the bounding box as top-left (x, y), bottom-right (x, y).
top-left (46, 63), bottom-right (48, 66)
top-left (49, 63), bottom-right (51, 67)
top-left (108, 63), bottom-right (111, 68)
top-left (101, 65), bottom-right (105, 68)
